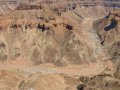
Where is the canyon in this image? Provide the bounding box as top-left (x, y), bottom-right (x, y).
top-left (0, 0), bottom-right (119, 90)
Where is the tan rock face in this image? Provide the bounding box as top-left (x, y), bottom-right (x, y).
top-left (0, 0), bottom-right (120, 90)
top-left (0, 70), bottom-right (26, 90)
top-left (0, 8), bottom-right (105, 66)
top-left (0, 70), bottom-right (79, 90)
top-left (94, 11), bottom-right (120, 64)
top-left (18, 74), bottom-right (78, 90)
top-left (94, 14), bottom-right (120, 46)
top-left (0, 0), bottom-right (19, 15)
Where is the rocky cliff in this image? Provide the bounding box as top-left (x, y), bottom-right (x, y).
top-left (0, 7), bottom-right (108, 66)
top-left (0, 0), bottom-right (120, 90)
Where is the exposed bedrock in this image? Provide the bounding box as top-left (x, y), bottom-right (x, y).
top-left (0, 27), bottom-right (98, 66)
top-left (0, 1), bottom-right (120, 90)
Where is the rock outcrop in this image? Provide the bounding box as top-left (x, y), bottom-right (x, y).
top-left (0, 0), bottom-right (119, 90)
top-left (0, 8), bottom-right (106, 66)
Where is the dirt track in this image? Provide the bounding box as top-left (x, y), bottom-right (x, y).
top-left (0, 63), bottom-right (105, 77)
